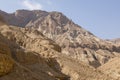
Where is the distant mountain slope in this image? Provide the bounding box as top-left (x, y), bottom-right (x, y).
top-left (108, 38), bottom-right (120, 45)
top-left (0, 9), bottom-right (120, 68)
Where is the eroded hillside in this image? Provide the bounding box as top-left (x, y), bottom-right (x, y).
top-left (0, 16), bottom-right (115, 80)
top-left (1, 10), bottom-right (120, 68)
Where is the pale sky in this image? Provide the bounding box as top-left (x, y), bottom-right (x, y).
top-left (0, 0), bottom-right (120, 39)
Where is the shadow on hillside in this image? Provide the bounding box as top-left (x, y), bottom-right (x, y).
top-left (0, 15), bottom-right (6, 25)
top-left (46, 58), bottom-right (70, 80)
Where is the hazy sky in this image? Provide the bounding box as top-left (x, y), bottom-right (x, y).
top-left (0, 0), bottom-right (120, 39)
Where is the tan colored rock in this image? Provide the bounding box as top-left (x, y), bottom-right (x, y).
top-left (98, 57), bottom-right (120, 79)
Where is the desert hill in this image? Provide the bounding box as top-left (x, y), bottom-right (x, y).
top-left (0, 9), bottom-right (120, 80)
top-left (0, 10), bottom-right (120, 67)
top-left (0, 16), bottom-right (115, 80)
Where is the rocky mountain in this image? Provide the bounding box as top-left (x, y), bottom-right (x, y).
top-left (108, 38), bottom-right (120, 45)
top-left (0, 15), bottom-right (115, 80)
top-left (0, 9), bottom-right (120, 68)
top-left (1, 9), bottom-right (120, 80)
